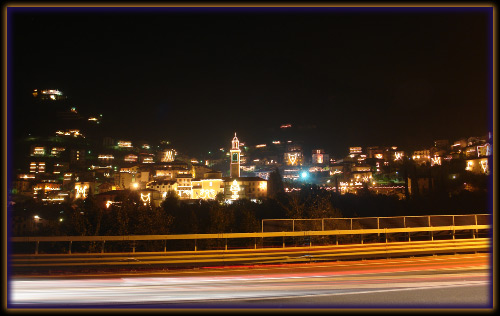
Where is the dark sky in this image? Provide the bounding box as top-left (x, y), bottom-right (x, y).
top-left (9, 7), bottom-right (492, 157)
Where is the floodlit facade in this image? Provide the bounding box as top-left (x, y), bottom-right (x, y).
top-left (465, 157), bottom-right (490, 175)
top-left (222, 177), bottom-right (267, 201)
top-left (191, 178), bottom-right (224, 200)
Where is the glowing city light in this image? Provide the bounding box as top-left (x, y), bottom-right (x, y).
top-left (75, 184), bottom-right (88, 199)
top-left (196, 189), bottom-right (217, 199)
top-left (230, 180), bottom-right (240, 200)
top-left (480, 160), bottom-right (488, 173)
top-left (431, 156), bottom-right (442, 166)
top-left (394, 152), bottom-right (403, 161)
top-left (466, 161), bottom-right (473, 171)
top-left (118, 141), bottom-right (132, 148)
top-left (140, 193), bottom-right (151, 206)
top-left (162, 150), bottom-right (175, 162)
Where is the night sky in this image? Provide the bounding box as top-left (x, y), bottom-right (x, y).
top-left (9, 6), bottom-right (492, 157)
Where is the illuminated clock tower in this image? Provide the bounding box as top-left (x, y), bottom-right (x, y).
top-left (230, 133), bottom-right (241, 178)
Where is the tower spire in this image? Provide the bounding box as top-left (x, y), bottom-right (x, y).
top-left (230, 133), bottom-right (241, 178)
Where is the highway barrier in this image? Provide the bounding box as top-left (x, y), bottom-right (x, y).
top-left (10, 215), bottom-right (491, 273)
top-left (11, 238), bottom-right (490, 273)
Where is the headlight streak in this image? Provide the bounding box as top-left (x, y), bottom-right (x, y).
top-left (10, 254), bottom-right (490, 306)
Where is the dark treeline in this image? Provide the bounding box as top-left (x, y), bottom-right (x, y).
top-left (11, 180), bottom-right (489, 253)
top-left (12, 183), bottom-right (489, 238)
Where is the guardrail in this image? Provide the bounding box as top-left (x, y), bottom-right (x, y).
top-left (11, 238), bottom-right (490, 273)
top-left (262, 214), bottom-right (491, 232)
top-left (11, 223), bottom-right (490, 254)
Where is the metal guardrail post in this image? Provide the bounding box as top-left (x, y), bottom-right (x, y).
top-left (69, 241), bottom-right (72, 254)
top-left (293, 219), bottom-right (295, 232)
top-left (428, 216), bottom-right (433, 241)
top-left (350, 218), bottom-right (353, 230)
top-left (35, 241), bottom-right (39, 255)
top-left (164, 240), bottom-right (167, 252)
top-left (474, 214), bottom-right (478, 239)
top-left (282, 236), bottom-right (285, 248)
top-left (377, 217), bottom-right (380, 237)
top-left (225, 239), bottom-right (227, 251)
top-left (194, 239), bottom-right (197, 251)
top-left (322, 219), bottom-right (324, 231)
top-left (101, 240), bottom-right (105, 253)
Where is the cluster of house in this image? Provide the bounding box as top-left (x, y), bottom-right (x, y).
top-left (13, 133), bottom-right (268, 210)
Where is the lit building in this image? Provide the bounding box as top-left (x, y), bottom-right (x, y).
top-left (329, 164), bottom-right (343, 176)
top-left (70, 149), bottom-right (86, 164)
top-left (117, 140), bottom-right (133, 148)
top-left (97, 182), bottom-right (120, 194)
top-left (140, 153), bottom-right (155, 164)
top-left (98, 154), bottom-right (114, 162)
top-left (33, 182), bottom-right (62, 199)
top-left (430, 156), bottom-right (442, 166)
top-left (154, 166), bottom-right (190, 180)
top-left (222, 177), bottom-right (267, 201)
top-left (146, 180), bottom-right (178, 198)
top-left (124, 154), bottom-right (138, 162)
top-left (393, 151), bottom-right (405, 161)
top-left (412, 149), bottom-right (430, 165)
top-left (176, 174), bottom-right (193, 199)
top-left (159, 149), bottom-right (176, 162)
top-left (29, 162), bottom-right (45, 174)
top-left (465, 157), bottom-right (490, 175)
top-left (191, 164), bottom-right (213, 179)
top-left (230, 133), bottom-right (241, 178)
top-left (312, 149), bottom-right (329, 165)
top-left (52, 162), bottom-right (69, 175)
top-left (191, 178), bottom-right (224, 200)
top-left (32, 89), bottom-right (65, 101)
top-left (138, 189), bottom-right (163, 208)
top-left (284, 146), bottom-right (304, 166)
top-left (31, 146), bottom-right (46, 156)
top-left (349, 147), bottom-right (362, 154)
top-left (50, 147), bottom-right (66, 157)
top-left (477, 143), bottom-right (492, 157)
top-left (74, 182), bottom-right (95, 199)
top-left (367, 146), bottom-right (391, 160)
top-left (55, 129), bottom-right (84, 138)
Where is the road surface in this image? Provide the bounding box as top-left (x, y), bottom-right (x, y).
top-left (8, 253), bottom-right (492, 309)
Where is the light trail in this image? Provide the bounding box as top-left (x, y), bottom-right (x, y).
top-left (9, 253), bottom-right (491, 308)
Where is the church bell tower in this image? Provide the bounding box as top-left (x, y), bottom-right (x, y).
top-left (230, 133), bottom-right (241, 178)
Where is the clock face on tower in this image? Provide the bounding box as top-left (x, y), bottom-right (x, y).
top-left (232, 152), bottom-right (238, 162)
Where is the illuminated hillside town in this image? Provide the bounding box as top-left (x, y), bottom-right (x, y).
top-left (10, 89), bottom-right (491, 234)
